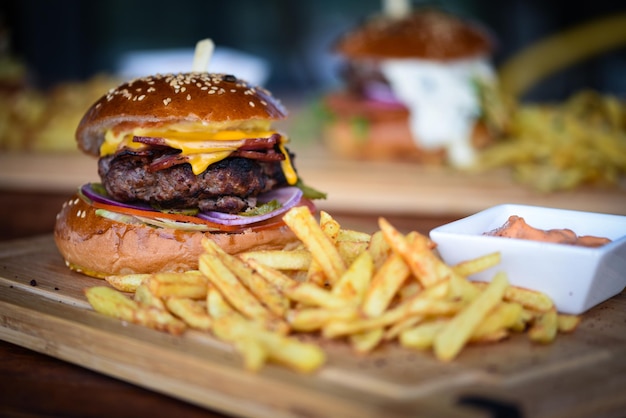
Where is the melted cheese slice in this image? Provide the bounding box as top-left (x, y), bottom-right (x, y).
top-left (100, 123), bottom-right (298, 184)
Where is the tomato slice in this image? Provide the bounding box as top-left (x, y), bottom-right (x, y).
top-left (88, 199), bottom-right (243, 232)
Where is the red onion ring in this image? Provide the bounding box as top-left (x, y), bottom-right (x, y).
top-left (81, 183), bottom-right (303, 227)
top-left (197, 187), bottom-right (303, 225)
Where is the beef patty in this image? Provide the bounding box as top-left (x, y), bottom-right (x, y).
top-left (98, 148), bottom-right (288, 214)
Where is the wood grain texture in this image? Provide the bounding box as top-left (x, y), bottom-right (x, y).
top-left (1, 235), bottom-right (625, 418)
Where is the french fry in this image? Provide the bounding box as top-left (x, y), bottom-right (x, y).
top-left (319, 210), bottom-right (341, 242)
top-left (332, 251), bottom-right (374, 307)
top-left (283, 206), bottom-right (346, 285)
top-left (85, 286), bottom-right (186, 335)
top-left (528, 308), bottom-right (558, 343)
top-left (85, 286), bottom-right (140, 322)
top-left (206, 284), bottom-right (239, 319)
top-left (557, 314), bottom-right (581, 333)
top-left (504, 285), bottom-right (554, 312)
top-left (337, 229), bottom-right (371, 243)
top-left (447, 271), bottom-right (480, 303)
top-left (166, 297), bottom-right (212, 331)
top-left (337, 240), bottom-right (370, 267)
top-left (287, 307), bottom-right (357, 332)
top-left (213, 315), bottom-right (326, 373)
top-left (434, 272), bottom-right (509, 361)
top-left (199, 253), bottom-right (273, 322)
top-left (378, 219), bottom-right (448, 288)
top-left (367, 230), bottom-right (391, 270)
top-left (147, 271), bottom-right (208, 300)
top-left (209, 246), bottom-right (290, 317)
top-left (452, 252), bottom-right (501, 277)
top-left (238, 250), bottom-right (312, 271)
top-left (285, 282), bottom-right (348, 310)
top-left (350, 328), bottom-right (384, 354)
top-left (323, 295), bottom-right (459, 339)
top-left (384, 315), bottom-right (424, 341)
top-left (245, 258), bottom-right (299, 293)
top-left (473, 282), bottom-right (554, 312)
top-left (361, 252), bottom-right (410, 318)
top-left (471, 302), bottom-right (523, 342)
top-left (105, 273), bottom-right (151, 293)
top-left (134, 284), bottom-right (166, 310)
top-left (400, 320), bottom-right (448, 350)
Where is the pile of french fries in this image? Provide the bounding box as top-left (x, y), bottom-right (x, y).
top-left (85, 206), bottom-right (581, 373)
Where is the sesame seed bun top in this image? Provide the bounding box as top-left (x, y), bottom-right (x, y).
top-left (334, 9), bottom-right (493, 61)
top-left (76, 72), bottom-right (287, 156)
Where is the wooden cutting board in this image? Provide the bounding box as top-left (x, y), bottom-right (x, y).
top-left (1, 150), bottom-right (625, 218)
top-left (1, 235), bottom-right (625, 418)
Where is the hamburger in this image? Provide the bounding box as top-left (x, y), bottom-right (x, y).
top-left (54, 72), bottom-right (323, 278)
top-left (323, 8), bottom-right (506, 167)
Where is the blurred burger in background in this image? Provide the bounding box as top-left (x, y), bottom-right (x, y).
top-left (322, 4), bottom-right (509, 167)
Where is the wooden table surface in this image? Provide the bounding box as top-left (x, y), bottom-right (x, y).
top-left (1, 150), bottom-right (625, 418)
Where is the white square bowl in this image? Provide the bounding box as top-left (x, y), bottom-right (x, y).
top-left (429, 204), bottom-right (626, 314)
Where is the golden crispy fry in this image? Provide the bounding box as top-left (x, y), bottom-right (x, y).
top-left (528, 308), bottom-right (558, 343)
top-left (323, 294), bottom-right (459, 339)
top-left (367, 230), bottom-right (392, 270)
top-left (286, 282), bottom-right (348, 310)
top-left (452, 252), bottom-right (501, 277)
top-left (213, 315), bottom-right (325, 373)
top-left (319, 210), bottom-right (341, 242)
top-left (557, 314), bottom-right (581, 333)
top-left (134, 284), bottom-right (166, 310)
top-left (283, 206), bottom-right (346, 285)
top-left (332, 251), bottom-right (374, 307)
top-left (397, 281), bottom-right (422, 302)
top-left (206, 284), bottom-right (239, 319)
top-left (85, 286), bottom-right (186, 335)
top-left (400, 320), bottom-right (448, 350)
top-left (238, 250), bottom-right (312, 271)
top-left (245, 258), bottom-right (299, 293)
top-left (105, 273), bottom-right (151, 293)
top-left (165, 298), bottom-right (212, 331)
top-left (287, 307), bottom-right (357, 332)
top-left (384, 315), bottom-right (424, 341)
top-left (147, 271), bottom-right (208, 300)
top-left (378, 219), bottom-right (449, 288)
top-left (210, 247), bottom-right (290, 318)
top-left (434, 272), bottom-right (509, 361)
top-left (85, 286), bottom-right (139, 321)
top-left (471, 302), bottom-right (523, 342)
top-left (350, 328), bottom-right (384, 354)
top-left (199, 252), bottom-right (273, 322)
top-left (337, 240), bottom-right (370, 267)
top-left (361, 252), bottom-right (410, 317)
top-left (448, 272), bottom-right (480, 303)
top-left (337, 229), bottom-right (371, 243)
top-left (504, 285), bottom-right (554, 312)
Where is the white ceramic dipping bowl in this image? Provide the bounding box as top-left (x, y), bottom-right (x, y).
top-left (430, 204), bottom-right (626, 314)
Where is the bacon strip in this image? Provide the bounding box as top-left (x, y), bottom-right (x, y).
top-left (140, 133), bottom-right (285, 172)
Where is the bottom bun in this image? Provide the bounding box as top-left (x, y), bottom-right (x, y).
top-left (54, 194), bottom-right (300, 278)
top-left (322, 92), bottom-right (491, 164)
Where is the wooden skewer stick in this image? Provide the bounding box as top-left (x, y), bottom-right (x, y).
top-left (191, 38), bottom-right (215, 72)
top-left (382, 0), bottom-right (410, 19)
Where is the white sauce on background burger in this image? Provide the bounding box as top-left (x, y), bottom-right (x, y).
top-left (381, 57), bottom-right (494, 167)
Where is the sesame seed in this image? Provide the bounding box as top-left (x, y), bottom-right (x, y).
top-left (138, 95), bottom-right (146, 101)
top-left (249, 101), bottom-right (255, 107)
top-left (186, 94), bottom-right (191, 100)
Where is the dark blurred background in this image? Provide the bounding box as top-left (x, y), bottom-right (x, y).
top-left (2, 0), bottom-right (625, 101)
